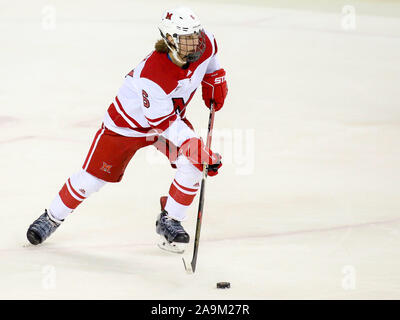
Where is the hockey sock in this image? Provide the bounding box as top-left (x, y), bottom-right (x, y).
top-left (49, 170), bottom-right (106, 220)
top-left (165, 156), bottom-right (202, 221)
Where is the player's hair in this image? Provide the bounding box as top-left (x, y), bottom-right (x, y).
top-left (155, 39), bottom-right (169, 53)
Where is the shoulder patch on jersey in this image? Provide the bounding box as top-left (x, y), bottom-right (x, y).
top-left (140, 52), bottom-right (185, 95)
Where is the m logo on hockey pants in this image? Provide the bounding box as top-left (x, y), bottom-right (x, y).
top-left (101, 162), bottom-right (112, 173)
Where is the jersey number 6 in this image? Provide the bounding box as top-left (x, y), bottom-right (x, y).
top-left (142, 90), bottom-right (150, 108)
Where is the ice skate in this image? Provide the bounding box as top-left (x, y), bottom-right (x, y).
top-left (26, 210), bottom-right (63, 245)
top-left (156, 196), bottom-right (190, 254)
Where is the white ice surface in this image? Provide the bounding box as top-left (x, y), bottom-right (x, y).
top-left (1, 0), bottom-right (400, 299)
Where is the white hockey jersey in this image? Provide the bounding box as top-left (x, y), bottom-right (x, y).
top-left (103, 30), bottom-right (221, 148)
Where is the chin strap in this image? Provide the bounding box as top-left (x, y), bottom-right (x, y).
top-left (159, 31), bottom-right (186, 65)
top-left (169, 48), bottom-right (187, 65)
top-left (159, 29), bottom-right (201, 65)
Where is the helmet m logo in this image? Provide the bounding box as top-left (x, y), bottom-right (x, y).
top-left (166, 12), bottom-right (173, 20)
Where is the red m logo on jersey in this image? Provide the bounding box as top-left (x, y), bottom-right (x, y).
top-left (166, 12), bottom-right (172, 20)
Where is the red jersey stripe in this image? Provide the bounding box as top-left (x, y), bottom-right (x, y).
top-left (145, 109), bottom-right (176, 123)
top-left (213, 38), bottom-right (218, 55)
top-left (108, 103), bottom-right (155, 134)
top-left (115, 96), bottom-right (144, 128)
top-left (108, 103), bottom-right (131, 128)
top-left (150, 114), bottom-right (177, 131)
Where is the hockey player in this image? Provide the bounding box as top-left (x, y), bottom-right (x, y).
top-left (26, 7), bottom-right (228, 253)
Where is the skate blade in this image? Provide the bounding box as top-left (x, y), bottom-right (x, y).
top-left (182, 257), bottom-right (194, 274)
top-left (157, 236), bottom-right (187, 254)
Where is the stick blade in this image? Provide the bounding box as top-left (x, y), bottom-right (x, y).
top-left (190, 260), bottom-right (197, 273)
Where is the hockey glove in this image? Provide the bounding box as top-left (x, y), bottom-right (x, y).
top-left (201, 68), bottom-right (228, 112)
top-left (206, 153), bottom-right (222, 177)
top-left (179, 137), bottom-right (222, 176)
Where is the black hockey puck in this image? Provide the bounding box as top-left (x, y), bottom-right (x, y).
top-left (216, 282), bottom-right (230, 289)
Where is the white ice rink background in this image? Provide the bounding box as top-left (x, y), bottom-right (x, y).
top-left (1, 0), bottom-right (400, 299)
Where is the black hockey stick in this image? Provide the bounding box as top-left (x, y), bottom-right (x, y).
top-left (182, 103), bottom-right (216, 274)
